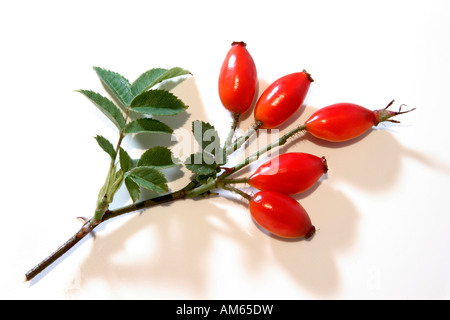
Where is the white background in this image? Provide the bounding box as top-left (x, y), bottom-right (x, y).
top-left (1, 0), bottom-right (450, 300)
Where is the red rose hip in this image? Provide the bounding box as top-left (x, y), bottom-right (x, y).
top-left (249, 153), bottom-right (328, 194)
top-left (305, 101), bottom-right (415, 142)
top-left (218, 41), bottom-right (258, 114)
top-left (254, 70), bottom-right (313, 129)
top-left (249, 191), bottom-right (316, 239)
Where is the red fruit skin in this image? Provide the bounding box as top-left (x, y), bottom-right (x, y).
top-left (249, 191), bottom-right (315, 239)
top-left (305, 103), bottom-right (377, 142)
top-left (249, 153), bottom-right (327, 194)
top-left (218, 41), bottom-right (257, 114)
top-left (254, 70), bottom-right (313, 129)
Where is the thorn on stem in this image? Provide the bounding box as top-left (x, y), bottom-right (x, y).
top-left (220, 167), bottom-right (235, 175)
top-left (76, 217), bottom-right (89, 224)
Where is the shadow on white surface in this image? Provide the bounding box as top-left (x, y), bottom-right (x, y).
top-left (60, 186), bottom-right (357, 298)
top-left (271, 185), bottom-right (357, 297)
top-left (73, 199), bottom-right (230, 296)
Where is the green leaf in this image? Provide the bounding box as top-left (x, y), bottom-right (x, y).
top-left (184, 152), bottom-right (218, 176)
top-left (192, 120), bottom-right (221, 152)
top-left (191, 120), bottom-right (224, 164)
top-left (124, 118), bottom-right (173, 135)
top-left (137, 146), bottom-right (178, 169)
top-left (126, 167), bottom-right (168, 194)
top-left (130, 68), bottom-right (167, 97)
top-left (93, 67), bottom-right (134, 106)
top-left (125, 177), bottom-right (140, 202)
top-left (130, 89), bottom-right (188, 116)
top-left (130, 67), bottom-right (191, 97)
top-left (119, 147), bottom-right (132, 173)
top-left (78, 89), bottom-right (126, 130)
top-left (95, 135), bottom-right (116, 159)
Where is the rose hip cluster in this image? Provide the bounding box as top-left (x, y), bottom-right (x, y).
top-left (218, 41), bottom-right (413, 239)
top-left (248, 154), bottom-right (326, 239)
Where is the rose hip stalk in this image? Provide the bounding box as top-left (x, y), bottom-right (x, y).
top-left (254, 70), bottom-right (313, 129)
top-left (305, 100), bottom-right (415, 142)
top-left (248, 152), bottom-right (328, 194)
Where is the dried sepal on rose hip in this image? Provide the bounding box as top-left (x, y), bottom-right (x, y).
top-left (248, 152), bottom-right (328, 195)
top-left (249, 190), bottom-right (316, 239)
top-left (218, 41), bottom-right (258, 114)
top-left (254, 70), bottom-right (313, 129)
top-left (305, 100), bottom-right (415, 142)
